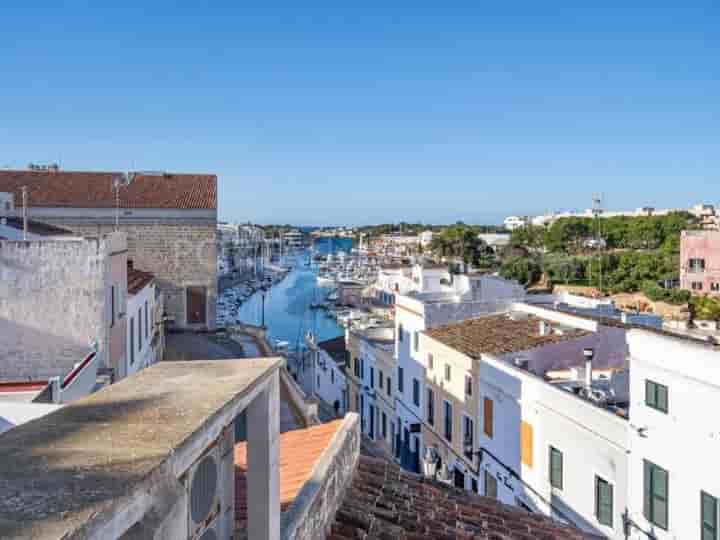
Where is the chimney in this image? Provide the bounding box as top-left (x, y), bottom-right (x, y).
top-left (539, 320), bottom-right (549, 336)
top-left (583, 348), bottom-right (594, 389)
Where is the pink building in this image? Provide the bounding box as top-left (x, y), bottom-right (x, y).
top-left (680, 230), bottom-right (720, 295)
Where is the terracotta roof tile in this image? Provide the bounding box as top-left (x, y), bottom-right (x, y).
top-left (0, 170), bottom-right (216, 210)
top-left (330, 455), bottom-right (589, 540)
top-left (234, 419), bottom-right (344, 534)
top-left (424, 314), bottom-right (590, 358)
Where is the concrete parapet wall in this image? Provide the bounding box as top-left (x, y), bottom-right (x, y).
top-left (281, 413), bottom-right (360, 540)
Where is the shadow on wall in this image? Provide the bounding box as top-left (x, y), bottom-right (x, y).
top-left (0, 395), bottom-right (162, 539)
top-left (0, 317), bottom-right (90, 381)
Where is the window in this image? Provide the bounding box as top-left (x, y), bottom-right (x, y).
top-left (413, 332), bottom-right (419, 352)
top-left (702, 491), bottom-right (718, 540)
top-left (382, 412), bottom-right (387, 440)
top-left (521, 421), bottom-right (534, 468)
top-left (549, 447), bottom-right (563, 490)
top-left (693, 281), bottom-right (704, 291)
top-left (331, 369), bottom-right (335, 385)
top-left (595, 476), bottom-right (614, 527)
top-left (444, 364), bottom-right (451, 382)
top-left (645, 380), bottom-right (669, 413)
top-left (443, 401), bottom-right (452, 442)
top-left (465, 374), bottom-right (472, 396)
top-left (110, 285), bottom-right (116, 327)
top-left (386, 376), bottom-right (392, 397)
top-left (398, 323), bottom-right (403, 342)
top-left (644, 460), bottom-right (669, 530)
top-left (427, 353), bottom-right (434, 370)
top-left (360, 358), bottom-right (365, 380)
top-left (484, 470), bottom-right (498, 499)
top-left (483, 398), bottom-right (494, 438)
top-left (426, 388), bottom-right (434, 426)
top-left (378, 370), bottom-right (383, 390)
top-left (463, 416), bottom-right (474, 459)
top-left (137, 310), bottom-right (142, 351)
top-left (354, 357), bottom-right (360, 378)
top-left (317, 375), bottom-right (320, 388)
top-left (689, 258), bottom-right (706, 272)
top-left (713, 283), bottom-right (720, 293)
top-left (130, 317), bottom-right (135, 365)
top-left (412, 379), bottom-right (420, 407)
top-left (144, 301), bottom-right (149, 340)
top-left (398, 367), bottom-right (404, 393)
top-left (370, 367), bottom-right (374, 388)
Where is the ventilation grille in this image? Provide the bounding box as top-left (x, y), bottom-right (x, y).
top-left (190, 454), bottom-right (218, 526)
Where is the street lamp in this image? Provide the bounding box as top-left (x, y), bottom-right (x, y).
top-left (260, 287), bottom-right (267, 328)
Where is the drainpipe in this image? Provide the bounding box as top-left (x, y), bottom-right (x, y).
top-left (583, 347), bottom-right (594, 389)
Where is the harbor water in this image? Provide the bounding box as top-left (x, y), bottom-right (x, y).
top-left (236, 237), bottom-right (353, 349)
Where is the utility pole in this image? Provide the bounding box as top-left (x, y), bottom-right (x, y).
top-left (21, 186), bottom-right (28, 240)
top-left (592, 194), bottom-right (603, 293)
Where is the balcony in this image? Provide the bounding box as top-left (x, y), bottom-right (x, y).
top-left (0, 358), bottom-right (284, 540)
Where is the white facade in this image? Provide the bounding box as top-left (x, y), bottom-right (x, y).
top-left (393, 270), bottom-right (528, 474)
top-left (305, 334), bottom-right (348, 415)
top-left (625, 330), bottom-right (720, 540)
top-left (419, 230), bottom-right (434, 247)
top-left (125, 280), bottom-right (160, 377)
top-left (504, 216), bottom-right (528, 230)
top-left (478, 349), bottom-right (629, 539)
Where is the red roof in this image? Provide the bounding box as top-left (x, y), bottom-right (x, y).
top-left (0, 170), bottom-right (216, 210)
top-left (0, 381), bottom-right (48, 393)
top-left (127, 265), bottom-right (155, 295)
top-left (234, 419), bottom-right (344, 534)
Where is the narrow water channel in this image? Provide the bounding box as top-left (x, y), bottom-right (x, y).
top-left (237, 238), bottom-right (353, 348)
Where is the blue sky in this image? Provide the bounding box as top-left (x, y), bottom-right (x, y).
top-left (0, 2), bottom-right (718, 225)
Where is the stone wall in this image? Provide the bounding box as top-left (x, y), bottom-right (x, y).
top-left (281, 413), bottom-right (360, 540)
top-left (0, 238), bottom-right (110, 380)
top-left (39, 220), bottom-right (217, 331)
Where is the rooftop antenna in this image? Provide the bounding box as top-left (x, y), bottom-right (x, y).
top-left (592, 193), bottom-right (603, 293)
top-left (21, 186), bottom-right (28, 240)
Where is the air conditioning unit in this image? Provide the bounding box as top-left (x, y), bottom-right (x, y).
top-left (186, 444), bottom-right (221, 539)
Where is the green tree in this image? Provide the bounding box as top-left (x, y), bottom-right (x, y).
top-left (430, 225), bottom-right (489, 265)
top-left (499, 257), bottom-right (541, 286)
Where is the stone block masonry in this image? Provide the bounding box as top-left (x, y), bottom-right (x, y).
top-left (39, 221), bottom-right (218, 331)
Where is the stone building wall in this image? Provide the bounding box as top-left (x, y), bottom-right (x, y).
top-left (0, 238), bottom-right (110, 380)
top-left (37, 220), bottom-right (218, 331)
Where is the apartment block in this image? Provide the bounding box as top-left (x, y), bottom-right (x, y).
top-left (680, 230), bottom-right (720, 295)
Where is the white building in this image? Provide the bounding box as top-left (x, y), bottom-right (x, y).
top-left (420, 305), bottom-right (631, 539)
top-left (478, 233), bottom-right (511, 252)
top-left (371, 264), bottom-right (414, 306)
top-left (125, 264), bottom-right (163, 377)
top-left (419, 230), bottom-right (434, 247)
top-left (393, 265), bottom-right (527, 473)
top-left (625, 329), bottom-right (720, 540)
top-left (304, 333), bottom-right (348, 415)
top-left (503, 216), bottom-right (528, 230)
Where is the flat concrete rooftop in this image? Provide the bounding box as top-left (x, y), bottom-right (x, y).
top-left (0, 357), bottom-right (282, 539)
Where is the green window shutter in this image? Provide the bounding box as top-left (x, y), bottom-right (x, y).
top-left (657, 384), bottom-right (668, 413)
top-left (644, 460), bottom-right (652, 520)
top-left (645, 380), bottom-right (656, 408)
top-left (549, 447), bottom-right (563, 490)
top-left (654, 466), bottom-right (669, 529)
top-left (596, 477), bottom-right (613, 527)
top-left (702, 492), bottom-right (718, 540)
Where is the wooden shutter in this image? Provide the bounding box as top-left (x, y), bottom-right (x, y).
top-left (521, 421), bottom-right (534, 468)
top-left (483, 398), bottom-right (494, 438)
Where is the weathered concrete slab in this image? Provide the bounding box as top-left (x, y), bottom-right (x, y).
top-left (0, 358), bottom-right (282, 539)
